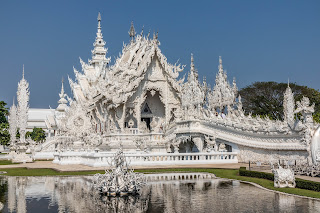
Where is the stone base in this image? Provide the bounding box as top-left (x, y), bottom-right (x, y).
top-left (12, 153), bottom-right (33, 163)
top-left (8, 151), bottom-right (17, 158)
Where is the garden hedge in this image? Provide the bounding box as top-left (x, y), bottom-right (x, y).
top-left (239, 167), bottom-right (320, 192)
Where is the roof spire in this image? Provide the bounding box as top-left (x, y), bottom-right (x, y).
top-left (147, 30), bottom-right (150, 39)
top-left (288, 78), bottom-right (290, 87)
top-left (140, 25), bottom-right (144, 36)
top-left (191, 53), bottom-right (195, 72)
top-left (97, 12), bottom-right (101, 30)
top-left (22, 64), bottom-right (25, 79)
top-left (60, 77), bottom-right (65, 96)
top-left (96, 12), bottom-right (102, 39)
top-left (57, 77), bottom-right (68, 111)
top-left (218, 56), bottom-right (223, 73)
top-left (91, 13), bottom-right (107, 65)
top-left (129, 21), bottom-right (136, 40)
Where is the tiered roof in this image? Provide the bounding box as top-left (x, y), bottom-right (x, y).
top-left (69, 16), bottom-right (184, 109)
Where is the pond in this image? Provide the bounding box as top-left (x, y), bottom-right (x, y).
top-left (0, 173), bottom-right (319, 213)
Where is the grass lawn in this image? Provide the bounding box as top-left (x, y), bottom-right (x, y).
top-left (136, 168), bottom-right (320, 199)
top-left (0, 168), bottom-right (104, 176)
top-left (0, 160), bottom-right (17, 165)
top-left (0, 168), bottom-right (105, 176)
top-left (0, 167), bottom-right (319, 199)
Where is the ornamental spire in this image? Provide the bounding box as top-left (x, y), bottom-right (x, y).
top-left (60, 77), bottom-right (65, 98)
top-left (188, 53), bottom-right (199, 82)
top-left (190, 53), bottom-right (195, 72)
top-left (283, 81), bottom-right (295, 126)
top-left (97, 12), bottom-right (101, 34)
top-left (57, 77), bottom-right (68, 112)
top-left (91, 12), bottom-right (107, 65)
top-left (218, 56), bottom-right (223, 73)
top-left (17, 66), bottom-right (30, 144)
top-left (129, 21), bottom-right (136, 40)
top-left (8, 99), bottom-right (17, 147)
top-left (22, 64), bottom-right (25, 79)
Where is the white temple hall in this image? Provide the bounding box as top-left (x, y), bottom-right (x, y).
top-left (11, 13), bottom-right (320, 166)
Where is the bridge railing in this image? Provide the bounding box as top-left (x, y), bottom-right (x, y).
top-left (53, 151), bottom-right (238, 167)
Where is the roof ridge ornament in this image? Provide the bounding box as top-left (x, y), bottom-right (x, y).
top-left (97, 12), bottom-right (102, 37)
top-left (218, 56), bottom-right (223, 72)
top-left (190, 53), bottom-right (195, 72)
top-left (129, 21), bottom-right (136, 41)
top-left (22, 64), bottom-right (25, 79)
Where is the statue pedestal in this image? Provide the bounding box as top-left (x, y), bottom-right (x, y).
top-left (12, 153), bottom-right (33, 163)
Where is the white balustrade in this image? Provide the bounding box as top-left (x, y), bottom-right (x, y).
top-left (53, 151), bottom-right (238, 167)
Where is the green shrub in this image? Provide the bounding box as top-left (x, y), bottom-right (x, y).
top-left (239, 168), bottom-right (320, 192)
top-left (239, 168), bottom-right (274, 181)
top-left (296, 178), bottom-right (320, 192)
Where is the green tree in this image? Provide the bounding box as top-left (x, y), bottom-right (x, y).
top-left (0, 101), bottom-right (10, 145)
top-left (26, 127), bottom-right (46, 143)
top-left (238, 82), bottom-right (320, 123)
top-left (0, 123), bottom-right (10, 146)
top-left (0, 101), bottom-right (8, 123)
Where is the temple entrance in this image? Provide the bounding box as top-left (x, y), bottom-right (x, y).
top-left (141, 117), bottom-right (151, 130)
top-left (140, 91), bottom-right (165, 132)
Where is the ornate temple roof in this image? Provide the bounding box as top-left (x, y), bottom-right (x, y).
top-left (68, 16), bottom-right (184, 109)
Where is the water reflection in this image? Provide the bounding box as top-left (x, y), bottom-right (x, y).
top-left (0, 173), bottom-right (320, 213)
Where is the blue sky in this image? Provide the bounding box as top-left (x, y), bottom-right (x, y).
top-left (0, 1), bottom-right (319, 108)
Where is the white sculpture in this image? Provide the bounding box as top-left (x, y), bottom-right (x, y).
top-left (283, 81), bottom-right (295, 128)
top-left (218, 143), bottom-right (227, 152)
top-left (272, 164), bottom-right (296, 188)
top-left (93, 149), bottom-right (146, 196)
top-left (8, 101), bottom-right (17, 151)
top-left (13, 66), bottom-right (33, 163)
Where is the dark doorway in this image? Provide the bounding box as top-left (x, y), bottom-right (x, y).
top-left (141, 118), bottom-right (151, 129)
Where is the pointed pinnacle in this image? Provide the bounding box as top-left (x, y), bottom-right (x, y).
top-left (97, 12), bottom-right (101, 21)
top-left (22, 64), bottom-right (25, 79)
top-left (190, 53), bottom-right (195, 71)
top-left (129, 21), bottom-right (136, 39)
top-left (218, 56), bottom-right (223, 71)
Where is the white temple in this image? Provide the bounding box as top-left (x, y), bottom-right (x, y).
top-left (10, 13), bottom-right (320, 166)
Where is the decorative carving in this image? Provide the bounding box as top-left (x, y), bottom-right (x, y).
top-left (12, 67), bottom-right (33, 163)
top-left (8, 102), bottom-right (17, 150)
top-left (93, 149), bottom-right (146, 196)
top-left (283, 83), bottom-right (295, 127)
top-left (272, 164), bottom-right (296, 188)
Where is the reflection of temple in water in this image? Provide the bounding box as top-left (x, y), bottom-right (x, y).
top-left (2, 174), bottom-right (320, 213)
